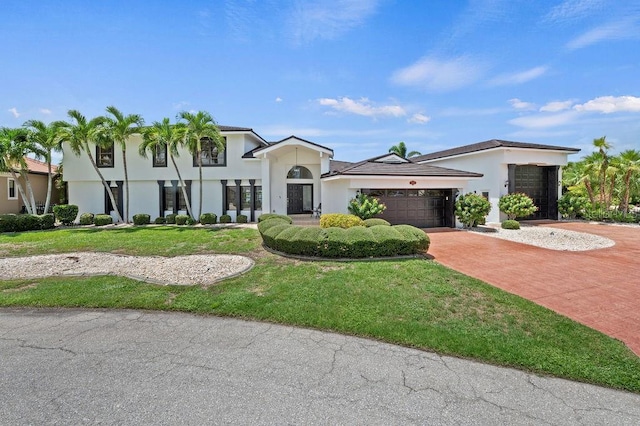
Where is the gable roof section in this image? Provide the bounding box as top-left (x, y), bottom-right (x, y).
top-left (218, 125), bottom-right (268, 146)
top-left (252, 135), bottom-right (334, 157)
top-left (412, 139), bottom-right (580, 162)
top-left (324, 159), bottom-right (482, 178)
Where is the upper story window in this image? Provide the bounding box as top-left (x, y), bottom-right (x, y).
top-left (287, 166), bottom-right (313, 179)
top-left (194, 137), bottom-right (226, 167)
top-left (153, 145), bottom-right (167, 167)
top-left (96, 144), bottom-right (114, 168)
top-left (7, 178), bottom-right (17, 200)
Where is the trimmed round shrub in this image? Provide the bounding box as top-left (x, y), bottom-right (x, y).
top-left (0, 214), bottom-right (18, 232)
top-left (257, 217), bottom-right (291, 234)
top-left (53, 204), bottom-right (79, 225)
top-left (220, 214), bottom-right (232, 224)
top-left (237, 214), bottom-right (248, 223)
top-left (15, 214), bottom-right (41, 232)
top-left (175, 214), bottom-right (189, 225)
top-left (199, 213), bottom-right (217, 224)
top-left (320, 213), bottom-right (365, 229)
top-left (39, 213), bottom-right (55, 230)
top-left (283, 226), bottom-right (324, 256)
top-left (154, 216), bottom-right (166, 224)
top-left (261, 223), bottom-right (292, 248)
top-left (499, 193), bottom-right (538, 220)
top-left (368, 225), bottom-right (408, 256)
top-left (393, 224), bottom-right (430, 252)
top-left (363, 218), bottom-right (390, 227)
top-left (186, 217), bottom-right (197, 225)
top-left (165, 213), bottom-right (177, 224)
top-left (79, 213), bottom-right (94, 225)
top-left (340, 226), bottom-right (378, 257)
top-left (94, 214), bottom-right (113, 226)
top-left (132, 213), bottom-right (151, 225)
top-left (455, 193), bottom-right (491, 228)
top-left (258, 213), bottom-right (292, 223)
top-left (501, 219), bottom-right (521, 230)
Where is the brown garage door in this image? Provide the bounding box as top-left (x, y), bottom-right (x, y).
top-left (362, 189), bottom-right (450, 228)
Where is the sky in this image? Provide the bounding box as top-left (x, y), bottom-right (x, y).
top-left (1, 0), bottom-right (639, 163)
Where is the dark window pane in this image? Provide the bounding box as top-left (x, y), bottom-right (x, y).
top-left (254, 186), bottom-right (262, 210)
top-left (164, 187), bottom-right (174, 211)
top-left (97, 144), bottom-right (114, 167)
top-left (196, 137), bottom-right (226, 166)
top-left (226, 186), bottom-right (236, 210)
top-left (153, 145), bottom-right (167, 167)
top-left (287, 166), bottom-right (313, 179)
top-left (241, 187), bottom-right (251, 210)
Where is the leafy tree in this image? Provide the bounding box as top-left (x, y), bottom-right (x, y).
top-left (139, 118), bottom-right (193, 218)
top-left (348, 193), bottom-right (386, 220)
top-left (617, 149), bottom-right (640, 213)
top-left (388, 141), bottom-right (421, 158)
top-left (178, 110), bottom-right (223, 220)
top-left (23, 120), bottom-right (63, 214)
top-left (455, 193), bottom-right (491, 228)
top-left (55, 110), bottom-right (123, 223)
top-left (102, 106), bottom-right (144, 223)
top-left (0, 127), bottom-right (43, 214)
top-left (498, 193), bottom-right (538, 220)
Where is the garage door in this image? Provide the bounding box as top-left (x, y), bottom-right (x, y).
top-left (362, 189), bottom-right (450, 228)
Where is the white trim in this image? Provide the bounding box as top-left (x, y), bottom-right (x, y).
top-left (7, 178), bottom-right (17, 200)
top-left (417, 146), bottom-right (579, 164)
top-left (321, 174), bottom-right (481, 182)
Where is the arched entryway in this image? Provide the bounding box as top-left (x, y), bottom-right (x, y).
top-left (286, 166), bottom-right (314, 214)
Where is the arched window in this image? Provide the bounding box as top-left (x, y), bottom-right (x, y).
top-left (287, 166), bottom-right (313, 179)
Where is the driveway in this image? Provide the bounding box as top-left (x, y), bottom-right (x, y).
top-left (428, 222), bottom-right (640, 356)
top-left (1, 308), bottom-right (639, 425)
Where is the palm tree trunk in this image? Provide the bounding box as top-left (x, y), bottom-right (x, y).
top-left (122, 147), bottom-right (129, 223)
top-left (622, 172), bottom-right (632, 213)
top-left (584, 180), bottom-right (595, 208)
top-left (198, 154), bottom-right (203, 221)
top-left (44, 152), bottom-right (53, 214)
top-left (85, 145), bottom-right (124, 223)
top-left (21, 171), bottom-right (38, 214)
top-left (607, 174), bottom-right (616, 209)
top-left (170, 154), bottom-right (194, 218)
top-left (9, 169), bottom-right (33, 214)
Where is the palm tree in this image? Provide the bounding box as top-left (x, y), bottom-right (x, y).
top-left (388, 141), bottom-right (421, 158)
top-left (139, 118), bottom-right (193, 218)
top-left (592, 136), bottom-right (611, 205)
top-left (617, 149), bottom-right (640, 213)
top-left (23, 120), bottom-right (63, 214)
top-left (0, 127), bottom-right (42, 214)
top-left (56, 110), bottom-right (124, 223)
top-left (564, 159), bottom-right (597, 207)
top-left (178, 110), bottom-right (223, 220)
top-left (103, 106), bottom-right (144, 223)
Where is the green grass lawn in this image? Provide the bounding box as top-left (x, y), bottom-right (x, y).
top-left (1, 226), bottom-right (639, 392)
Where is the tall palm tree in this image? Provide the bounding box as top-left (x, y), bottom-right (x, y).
top-left (23, 120), bottom-right (63, 214)
top-left (617, 149), bottom-right (640, 213)
top-left (103, 106), bottom-right (144, 223)
top-left (178, 110), bottom-right (223, 220)
top-left (139, 118), bottom-right (193, 218)
top-left (0, 127), bottom-right (42, 214)
top-left (56, 110), bottom-right (124, 223)
top-left (388, 141), bottom-right (421, 158)
top-left (564, 159), bottom-right (597, 207)
top-left (592, 136), bottom-right (611, 205)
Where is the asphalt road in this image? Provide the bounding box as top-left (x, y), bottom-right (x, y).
top-left (1, 308), bottom-right (639, 425)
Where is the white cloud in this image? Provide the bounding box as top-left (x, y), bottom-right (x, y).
top-left (275, 97), bottom-right (283, 103)
top-left (8, 107), bottom-right (20, 118)
top-left (509, 111), bottom-right (579, 129)
top-left (289, 0), bottom-right (381, 44)
top-left (489, 66), bottom-right (548, 86)
top-left (407, 113), bottom-right (431, 124)
top-left (318, 97), bottom-right (406, 118)
top-left (40, 108), bottom-right (52, 115)
top-left (566, 18), bottom-right (640, 49)
top-left (540, 100), bottom-right (574, 112)
top-left (391, 56), bottom-right (486, 92)
top-left (509, 98), bottom-right (536, 111)
top-left (173, 101), bottom-right (190, 110)
top-left (545, 0), bottom-right (606, 22)
top-left (573, 95), bottom-right (640, 113)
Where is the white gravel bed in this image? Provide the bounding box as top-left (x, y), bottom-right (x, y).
top-left (468, 225), bottom-right (615, 251)
top-left (0, 253), bottom-right (254, 286)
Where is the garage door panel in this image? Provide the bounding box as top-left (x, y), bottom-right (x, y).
top-left (364, 189), bottom-right (448, 228)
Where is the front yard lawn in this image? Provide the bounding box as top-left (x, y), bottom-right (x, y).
top-left (1, 226), bottom-right (639, 393)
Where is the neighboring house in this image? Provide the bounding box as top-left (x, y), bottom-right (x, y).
top-left (62, 127), bottom-right (579, 227)
top-left (0, 157), bottom-right (59, 214)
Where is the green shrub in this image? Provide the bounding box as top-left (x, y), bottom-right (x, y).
top-left (165, 213), bottom-right (177, 224)
top-left (257, 217), bottom-right (291, 234)
top-left (186, 217), bottom-right (197, 225)
top-left (558, 193), bottom-right (589, 219)
top-left (220, 214), bottom-right (232, 224)
top-left (53, 204), bottom-right (79, 225)
top-left (348, 193), bottom-right (387, 220)
top-left (132, 213), bottom-right (151, 225)
top-left (199, 213), bottom-right (217, 224)
top-left (284, 227), bottom-right (324, 256)
top-left (237, 214), bottom-right (248, 223)
top-left (455, 193), bottom-right (491, 228)
top-left (79, 213), bottom-right (94, 225)
top-left (258, 213), bottom-right (292, 223)
top-left (318, 227), bottom-right (350, 257)
top-left (39, 213), bottom-right (55, 230)
top-left (0, 214), bottom-right (18, 232)
top-left (175, 214), bottom-right (189, 225)
top-left (261, 223), bottom-right (292, 248)
top-left (393, 224), bottom-right (430, 252)
top-left (363, 218), bottom-right (390, 227)
top-left (15, 214), bottom-right (41, 232)
top-left (501, 219), bottom-right (520, 230)
top-left (499, 193), bottom-right (538, 220)
top-left (369, 225), bottom-right (408, 256)
top-left (320, 213), bottom-right (365, 229)
top-left (154, 217), bottom-right (166, 224)
top-left (93, 214), bottom-right (113, 226)
top-left (341, 226), bottom-right (378, 257)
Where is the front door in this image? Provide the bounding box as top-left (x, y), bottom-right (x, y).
top-left (287, 184), bottom-right (313, 214)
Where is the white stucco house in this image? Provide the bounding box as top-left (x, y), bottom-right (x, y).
top-left (62, 125), bottom-right (580, 227)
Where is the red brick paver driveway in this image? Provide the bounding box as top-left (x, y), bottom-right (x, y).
top-left (428, 222), bottom-right (640, 356)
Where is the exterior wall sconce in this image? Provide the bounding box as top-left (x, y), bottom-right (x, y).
top-left (504, 180), bottom-right (509, 187)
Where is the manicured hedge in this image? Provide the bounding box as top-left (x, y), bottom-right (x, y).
top-left (501, 219), bottom-right (521, 230)
top-left (132, 213), bottom-right (151, 225)
top-left (320, 213), bottom-right (365, 229)
top-left (258, 217), bottom-right (430, 258)
top-left (79, 213), bottom-right (94, 225)
top-left (94, 214), bottom-right (113, 226)
top-left (220, 214), bottom-right (232, 223)
top-left (200, 213), bottom-right (217, 224)
top-left (165, 214), bottom-right (177, 224)
top-left (0, 214), bottom-right (55, 233)
top-left (154, 217), bottom-right (166, 224)
top-left (258, 213), bottom-right (293, 224)
top-left (53, 204), bottom-right (79, 225)
top-left (363, 218), bottom-right (390, 227)
top-left (237, 214), bottom-right (248, 223)
top-left (175, 214), bottom-right (189, 225)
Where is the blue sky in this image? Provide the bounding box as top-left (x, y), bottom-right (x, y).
top-left (2, 0), bottom-right (639, 162)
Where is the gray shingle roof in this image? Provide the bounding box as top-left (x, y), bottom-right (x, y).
top-left (412, 139), bottom-right (580, 162)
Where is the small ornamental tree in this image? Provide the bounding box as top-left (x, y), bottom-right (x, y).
top-left (455, 193), bottom-right (491, 228)
top-left (348, 193), bottom-right (386, 220)
top-left (498, 193), bottom-right (538, 220)
top-left (558, 193), bottom-right (589, 219)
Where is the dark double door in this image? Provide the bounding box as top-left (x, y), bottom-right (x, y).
top-left (510, 165), bottom-right (559, 220)
top-left (287, 184), bottom-right (313, 214)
